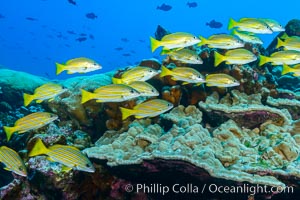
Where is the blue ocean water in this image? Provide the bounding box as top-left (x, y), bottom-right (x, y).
top-left (0, 0), bottom-right (298, 79)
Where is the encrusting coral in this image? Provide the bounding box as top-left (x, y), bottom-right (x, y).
top-left (84, 101), bottom-right (299, 189)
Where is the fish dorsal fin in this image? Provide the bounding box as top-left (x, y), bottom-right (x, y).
top-left (66, 57), bottom-right (91, 65)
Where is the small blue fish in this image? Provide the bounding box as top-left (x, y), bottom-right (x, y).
top-left (86, 12), bottom-right (97, 19)
top-left (206, 20), bottom-right (223, 29)
top-left (187, 2), bottom-right (198, 8)
top-left (157, 3), bottom-right (172, 11)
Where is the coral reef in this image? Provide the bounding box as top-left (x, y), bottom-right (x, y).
top-left (199, 90), bottom-right (290, 128)
top-left (84, 103), bottom-right (299, 191)
top-left (3, 19), bottom-right (300, 200)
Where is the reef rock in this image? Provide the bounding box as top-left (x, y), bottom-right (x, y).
top-left (0, 69), bottom-right (48, 106)
top-left (199, 91), bottom-right (291, 128)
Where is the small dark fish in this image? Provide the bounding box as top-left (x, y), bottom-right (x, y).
top-left (86, 12), bottom-right (97, 19)
top-left (44, 72), bottom-right (50, 78)
top-left (80, 33), bottom-right (87, 36)
top-left (76, 37), bottom-right (87, 42)
top-left (138, 39), bottom-right (145, 43)
top-left (26, 17), bottom-right (38, 21)
top-left (130, 50), bottom-right (136, 54)
top-left (67, 30), bottom-right (76, 35)
top-left (121, 38), bottom-right (129, 42)
top-left (57, 32), bottom-right (63, 38)
top-left (89, 34), bottom-right (94, 40)
top-left (206, 20), bottom-right (223, 29)
top-left (122, 53), bottom-right (131, 57)
top-left (67, 0), bottom-right (76, 5)
top-left (65, 44), bottom-right (71, 47)
top-left (187, 2), bottom-right (198, 8)
top-left (115, 47), bottom-right (123, 51)
top-left (157, 3), bottom-right (172, 11)
top-left (0, 14), bottom-right (5, 19)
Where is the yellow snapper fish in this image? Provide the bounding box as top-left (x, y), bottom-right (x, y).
top-left (259, 18), bottom-right (285, 32)
top-left (0, 146), bottom-right (27, 177)
top-left (259, 50), bottom-right (300, 66)
top-left (205, 74), bottom-right (240, 87)
top-left (120, 99), bottom-right (173, 120)
top-left (276, 37), bottom-right (300, 51)
top-left (112, 66), bottom-right (160, 84)
top-left (127, 81), bottom-right (159, 97)
top-left (23, 83), bottom-right (67, 106)
top-left (56, 57), bottom-right (102, 75)
top-left (214, 49), bottom-right (257, 66)
top-left (281, 33), bottom-right (300, 41)
top-left (281, 64), bottom-right (300, 76)
top-left (198, 34), bottom-right (244, 49)
top-left (3, 112), bottom-right (58, 141)
top-left (231, 29), bottom-right (263, 45)
top-left (161, 48), bottom-right (203, 64)
top-left (228, 18), bottom-right (273, 34)
top-left (150, 32), bottom-right (201, 52)
top-left (29, 138), bottom-right (95, 173)
top-left (81, 84), bottom-right (140, 103)
top-left (160, 65), bottom-right (205, 85)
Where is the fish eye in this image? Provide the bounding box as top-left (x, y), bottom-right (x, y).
top-left (149, 69), bottom-right (153, 73)
top-left (86, 163), bottom-right (91, 167)
top-left (193, 36), bottom-right (197, 39)
top-left (19, 166), bottom-right (24, 171)
top-left (151, 89), bottom-right (155, 92)
top-left (130, 89), bottom-right (135, 93)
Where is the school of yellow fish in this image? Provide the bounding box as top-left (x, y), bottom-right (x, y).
top-left (2, 17), bottom-right (300, 177)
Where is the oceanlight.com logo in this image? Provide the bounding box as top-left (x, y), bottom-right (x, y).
top-left (124, 183), bottom-right (294, 196)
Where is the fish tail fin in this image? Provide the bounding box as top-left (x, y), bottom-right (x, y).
top-left (3, 126), bottom-right (16, 141)
top-left (160, 47), bottom-right (171, 55)
top-left (228, 18), bottom-right (237, 30)
top-left (23, 93), bottom-right (35, 106)
top-left (150, 36), bottom-right (160, 52)
top-left (29, 139), bottom-right (49, 157)
top-left (281, 64), bottom-right (293, 75)
top-left (120, 107), bottom-right (135, 120)
top-left (81, 89), bottom-right (95, 104)
top-left (160, 65), bottom-right (172, 77)
top-left (55, 63), bottom-right (66, 75)
top-left (276, 37), bottom-right (285, 49)
top-left (231, 29), bottom-right (238, 36)
top-left (197, 36), bottom-right (208, 46)
top-left (258, 55), bottom-right (270, 66)
top-left (280, 32), bottom-right (289, 40)
top-left (112, 77), bottom-right (123, 84)
top-left (214, 51), bottom-right (226, 67)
